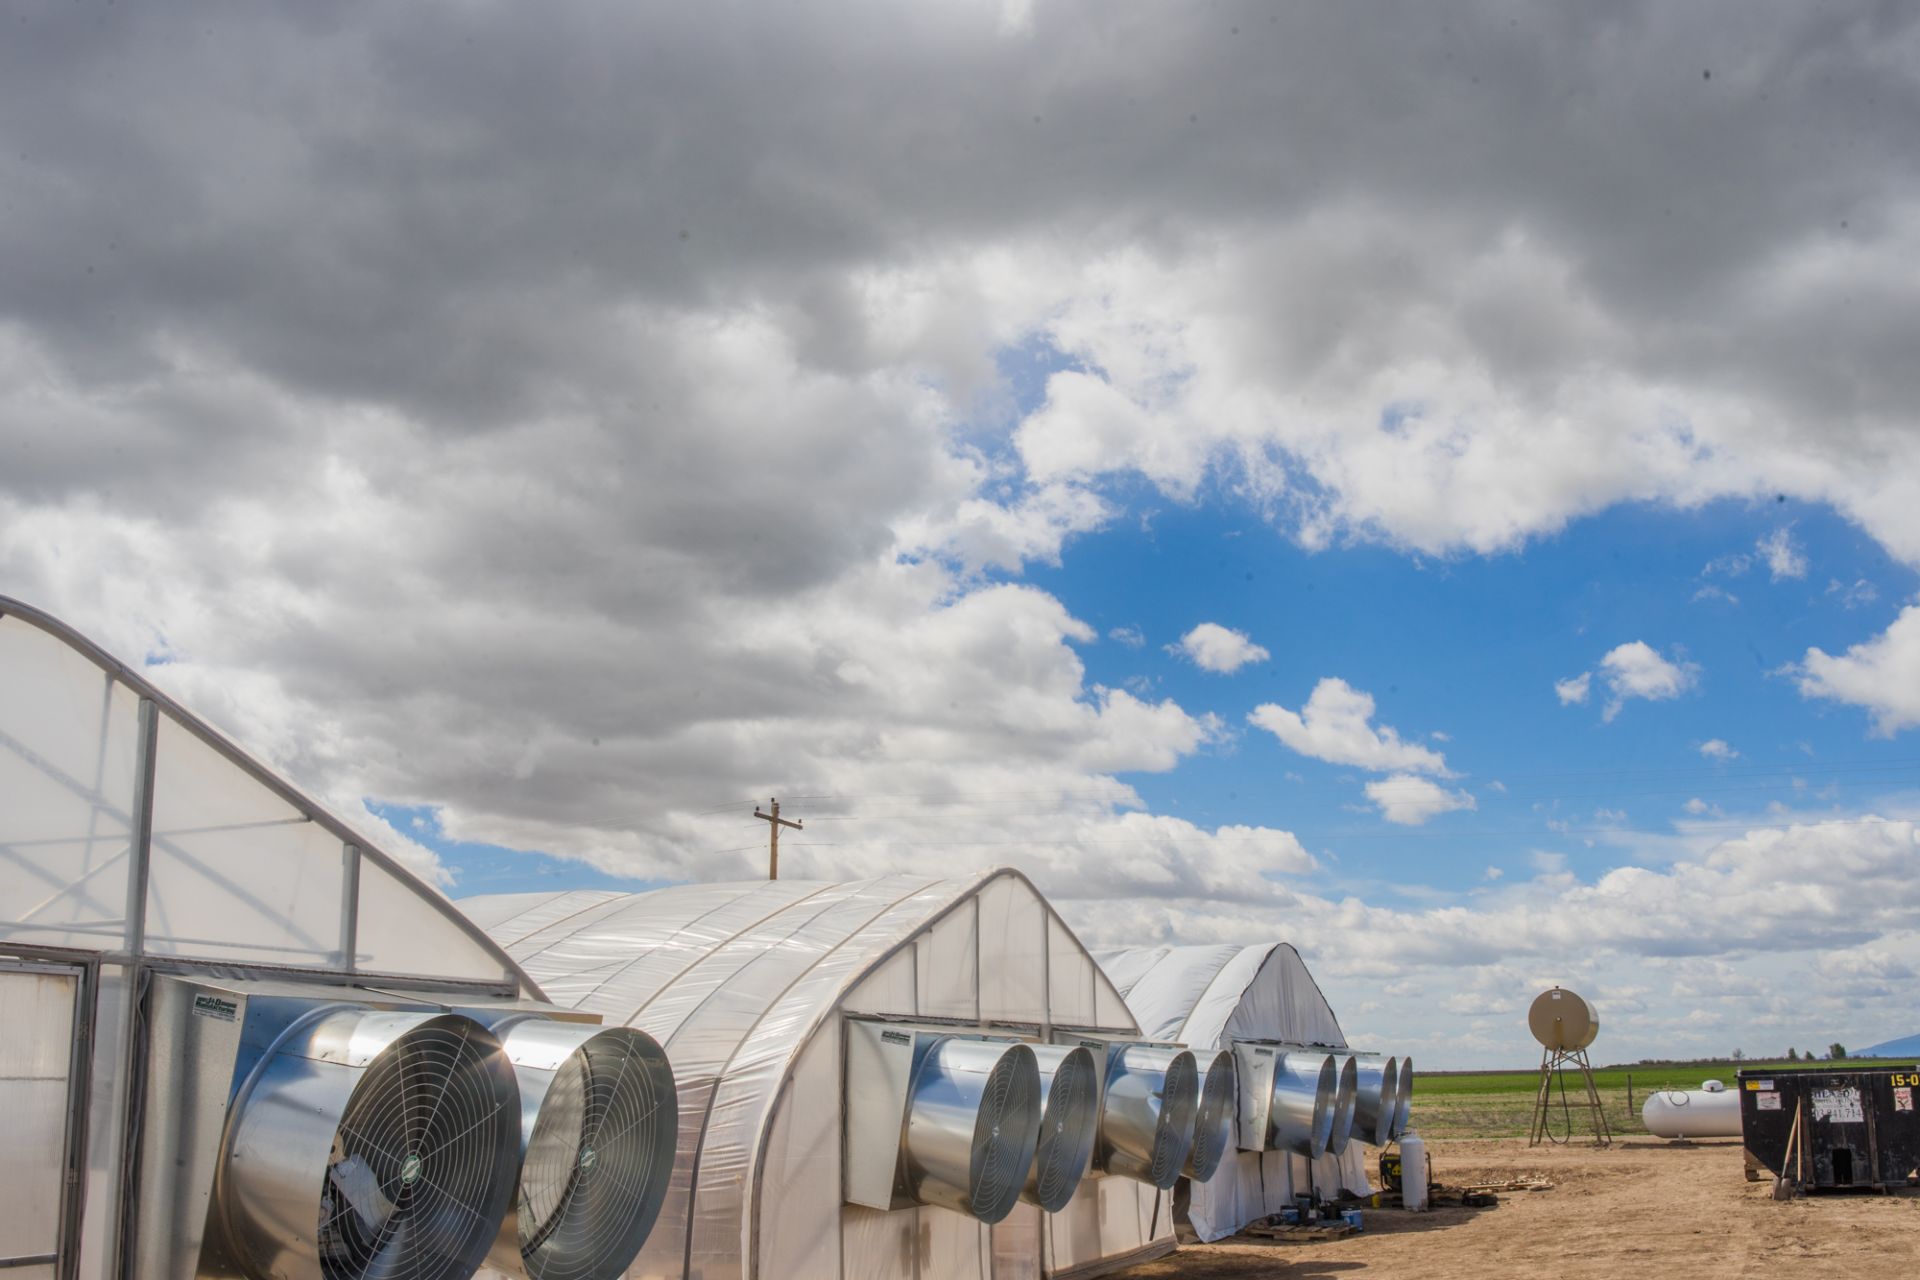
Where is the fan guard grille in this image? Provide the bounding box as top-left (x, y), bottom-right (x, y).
top-left (317, 1016), bottom-right (519, 1280)
top-left (1028, 1047), bottom-right (1098, 1212)
top-left (967, 1046), bottom-right (1041, 1222)
top-left (1186, 1052), bottom-right (1235, 1181)
top-left (1145, 1051), bottom-right (1199, 1187)
top-left (515, 1029), bottom-right (676, 1280)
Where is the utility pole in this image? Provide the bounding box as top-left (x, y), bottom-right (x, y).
top-left (753, 797), bottom-right (802, 880)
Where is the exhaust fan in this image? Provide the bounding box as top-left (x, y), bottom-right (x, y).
top-left (1268, 1050), bottom-right (1337, 1159)
top-left (1349, 1054), bottom-right (1400, 1148)
top-left (478, 1017), bottom-right (678, 1280)
top-left (1184, 1050), bottom-right (1236, 1182)
top-left (1020, 1045), bottom-right (1101, 1212)
top-left (133, 976), bottom-right (524, 1280)
top-left (1323, 1054), bottom-right (1361, 1156)
top-left (1393, 1055), bottom-right (1415, 1138)
top-left (843, 1022), bottom-right (1042, 1224)
top-left (1067, 1039), bottom-right (1199, 1189)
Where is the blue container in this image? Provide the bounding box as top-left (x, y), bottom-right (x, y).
top-left (1279, 1207), bottom-right (1300, 1225)
top-left (1341, 1208), bottom-right (1363, 1230)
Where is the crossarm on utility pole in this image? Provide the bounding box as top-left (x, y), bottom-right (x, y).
top-left (753, 797), bottom-right (802, 880)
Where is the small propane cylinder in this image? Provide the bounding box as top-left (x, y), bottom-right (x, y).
top-left (1399, 1131), bottom-right (1430, 1212)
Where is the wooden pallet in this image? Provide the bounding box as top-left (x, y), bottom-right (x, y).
top-left (1243, 1220), bottom-right (1359, 1243)
top-left (1461, 1179), bottom-right (1554, 1194)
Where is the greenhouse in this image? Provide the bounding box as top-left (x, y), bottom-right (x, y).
top-left (463, 872), bottom-right (1200, 1280)
top-left (0, 597), bottom-right (677, 1280)
top-left (1095, 943), bottom-right (1399, 1244)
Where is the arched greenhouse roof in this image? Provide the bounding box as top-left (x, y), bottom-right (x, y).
top-left (1097, 942), bottom-right (1349, 1051)
top-left (464, 868), bottom-right (1136, 1280)
top-left (0, 596), bottom-right (530, 989)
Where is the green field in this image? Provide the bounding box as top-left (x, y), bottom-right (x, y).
top-left (1411, 1059), bottom-right (1916, 1139)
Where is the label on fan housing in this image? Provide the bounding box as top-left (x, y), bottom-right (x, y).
top-left (192, 994), bottom-right (238, 1022)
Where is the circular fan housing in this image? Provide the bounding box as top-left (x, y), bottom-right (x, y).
top-left (1269, 1051), bottom-right (1336, 1159)
top-left (1021, 1045), bottom-right (1100, 1212)
top-left (1184, 1050), bottom-right (1236, 1181)
top-left (1097, 1045), bottom-right (1199, 1189)
top-left (222, 1009), bottom-right (521, 1280)
top-left (902, 1038), bottom-right (1041, 1224)
top-left (488, 1020), bottom-right (678, 1280)
top-left (1349, 1054), bottom-right (1400, 1148)
top-left (1393, 1055), bottom-right (1415, 1138)
top-left (1324, 1054), bottom-right (1361, 1156)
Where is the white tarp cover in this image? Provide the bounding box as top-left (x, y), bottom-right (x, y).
top-left (1095, 943), bottom-right (1372, 1243)
top-left (464, 869), bottom-right (1152, 1280)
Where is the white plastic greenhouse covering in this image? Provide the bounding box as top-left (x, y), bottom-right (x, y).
top-left (0, 597), bottom-right (534, 1278)
top-left (1095, 944), bottom-right (1372, 1244)
top-left (463, 870), bottom-right (1173, 1280)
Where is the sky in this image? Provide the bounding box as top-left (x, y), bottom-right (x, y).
top-left (4, 1), bottom-right (1920, 1067)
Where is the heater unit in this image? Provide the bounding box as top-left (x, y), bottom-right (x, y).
top-left (1348, 1054), bottom-right (1400, 1148)
top-left (474, 1015), bottom-right (678, 1280)
top-left (133, 976), bottom-right (522, 1280)
top-left (1184, 1050), bottom-right (1236, 1181)
top-left (843, 1021), bottom-right (1043, 1224)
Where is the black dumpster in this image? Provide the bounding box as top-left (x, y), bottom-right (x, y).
top-left (1736, 1067), bottom-right (1920, 1191)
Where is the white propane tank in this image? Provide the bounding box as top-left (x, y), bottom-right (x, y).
top-left (1399, 1131), bottom-right (1429, 1211)
top-left (1640, 1082), bottom-right (1743, 1139)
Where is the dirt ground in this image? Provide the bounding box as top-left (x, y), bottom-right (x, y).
top-left (1110, 1138), bottom-right (1920, 1278)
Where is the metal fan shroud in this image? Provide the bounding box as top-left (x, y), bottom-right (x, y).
top-left (1097, 1045), bottom-right (1199, 1189)
top-left (222, 1009), bottom-right (521, 1280)
top-left (1184, 1050), bottom-right (1236, 1181)
top-left (1021, 1044), bottom-right (1100, 1212)
top-left (488, 1020), bottom-right (678, 1280)
top-left (900, 1037), bottom-right (1041, 1224)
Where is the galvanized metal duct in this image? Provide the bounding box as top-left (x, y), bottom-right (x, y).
top-left (902, 1037), bottom-right (1042, 1224)
top-left (1393, 1055), bottom-right (1415, 1138)
top-left (1020, 1044), bottom-right (1101, 1212)
top-left (1183, 1050), bottom-right (1236, 1182)
top-left (222, 1009), bottom-right (521, 1280)
top-left (1324, 1054), bottom-right (1361, 1156)
top-left (481, 1019), bottom-right (678, 1280)
top-left (1097, 1044), bottom-right (1199, 1188)
top-left (1348, 1054), bottom-right (1400, 1148)
top-left (1269, 1050), bottom-right (1336, 1158)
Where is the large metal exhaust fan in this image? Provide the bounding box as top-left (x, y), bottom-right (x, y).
top-left (224, 1007), bottom-right (522, 1280)
top-left (479, 1017), bottom-right (678, 1280)
top-left (1394, 1055), bottom-right (1415, 1138)
top-left (1268, 1050), bottom-right (1337, 1158)
top-left (843, 1022), bottom-right (1042, 1225)
top-left (1184, 1050), bottom-right (1236, 1182)
top-left (1349, 1054), bottom-right (1401, 1148)
top-left (1095, 1044), bottom-right (1199, 1189)
top-left (1020, 1045), bottom-right (1101, 1212)
top-left (1323, 1054), bottom-right (1361, 1156)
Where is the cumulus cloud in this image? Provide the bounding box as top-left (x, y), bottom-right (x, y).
top-left (1108, 624), bottom-right (1146, 648)
top-left (1365, 774), bottom-right (1477, 825)
top-left (1798, 604), bottom-right (1920, 735)
top-left (1698, 738), bottom-right (1739, 760)
top-left (4, 2), bottom-right (1920, 1061)
top-left (1065, 814), bottom-right (1920, 1059)
top-left (1171, 622), bottom-right (1270, 674)
top-left (1555, 672), bottom-right (1592, 705)
top-left (1598, 641), bottom-right (1700, 720)
top-left (1757, 526), bottom-right (1809, 581)
top-left (1249, 678), bottom-right (1450, 775)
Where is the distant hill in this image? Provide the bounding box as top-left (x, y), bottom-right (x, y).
top-left (1858, 1033), bottom-right (1920, 1058)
